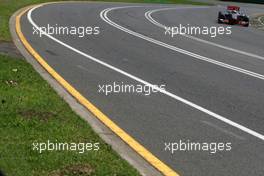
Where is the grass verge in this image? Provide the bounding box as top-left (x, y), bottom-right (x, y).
top-left (0, 54), bottom-right (141, 175)
top-left (220, 0), bottom-right (264, 4)
top-left (0, 0), bottom-right (208, 41)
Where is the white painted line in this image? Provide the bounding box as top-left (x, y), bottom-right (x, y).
top-left (27, 5), bottom-right (264, 141)
top-left (145, 8), bottom-right (264, 61)
top-left (101, 7), bottom-right (264, 81)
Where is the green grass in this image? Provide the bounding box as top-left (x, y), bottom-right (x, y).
top-left (220, 0), bottom-right (264, 4)
top-left (0, 0), bottom-right (208, 41)
top-left (0, 54), bottom-right (141, 175)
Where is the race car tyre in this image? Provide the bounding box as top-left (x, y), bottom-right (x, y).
top-left (244, 23), bottom-right (249, 27)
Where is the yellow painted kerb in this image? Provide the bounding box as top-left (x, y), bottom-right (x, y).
top-left (15, 4), bottom-right (180, 176)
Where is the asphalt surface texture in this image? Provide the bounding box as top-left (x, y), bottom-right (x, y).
top-left (19, 1), bottom-right (264, 176)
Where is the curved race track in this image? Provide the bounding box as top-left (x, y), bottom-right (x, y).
top-left (18, 2), bottom-right (264, 176)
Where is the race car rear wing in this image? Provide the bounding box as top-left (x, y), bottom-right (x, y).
top-left (227, 6), bottom-right (240, 11)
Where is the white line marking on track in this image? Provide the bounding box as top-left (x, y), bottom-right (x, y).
top-left (145, 8), bottom-right (264, 61)
top-left (101, 6), bottom-right (264, 80)
top-left (27, 5), bottom-right (264, 141)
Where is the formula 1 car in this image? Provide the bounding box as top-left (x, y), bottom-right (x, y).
top-left (218, 6), bottom-right (249, 27)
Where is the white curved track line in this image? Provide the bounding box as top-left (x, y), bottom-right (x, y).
top-left (145, 8), bottom-right (264, 61)
top-left (101, 7), bottom-right (264, 81)
top-left (27, 5), bottom-right (264, 141)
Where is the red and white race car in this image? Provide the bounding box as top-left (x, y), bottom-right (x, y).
top-left (218, 6), bottom-right (249, 27)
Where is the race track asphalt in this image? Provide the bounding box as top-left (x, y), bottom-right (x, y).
top-left (19, 2), bottom-right (264, 175)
